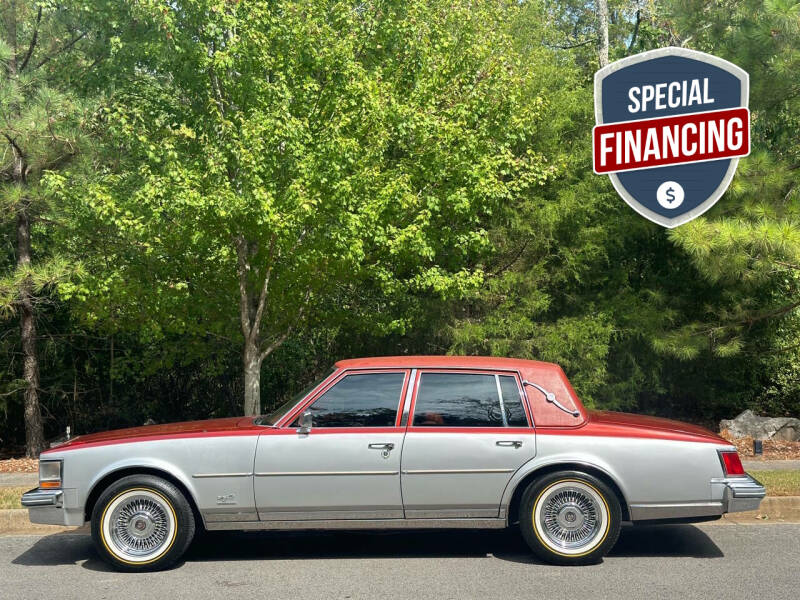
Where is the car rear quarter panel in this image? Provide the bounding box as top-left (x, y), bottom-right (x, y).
top-left (501, 432), bottom-right (729, 521)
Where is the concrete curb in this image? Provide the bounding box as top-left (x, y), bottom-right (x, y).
top-left (0, 509), bottom-right (81, 535)
top-left (722, 496), bottom-right (800, 523)
top-left (2, 498), bottom-right (800, 535)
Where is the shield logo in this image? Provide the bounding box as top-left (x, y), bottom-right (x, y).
top-left (593, 47), bottom-right (749, 228)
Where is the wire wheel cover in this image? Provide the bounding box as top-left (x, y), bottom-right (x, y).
top-left (534, 481), bottom-right (608, 554)
top-left (103, 489), bottom-right (176, 562)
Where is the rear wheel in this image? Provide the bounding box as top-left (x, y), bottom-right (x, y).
top-left (91, 474), bottom-right (195, 572)
top-left (519, 471), bottom-right (621, 565)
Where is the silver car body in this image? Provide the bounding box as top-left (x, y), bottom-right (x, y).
top-left (23, 357), bottom-right (765, 530)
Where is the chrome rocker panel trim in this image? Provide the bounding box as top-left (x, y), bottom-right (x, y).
top-left (205, 518), bottom-right (507, 531)
top-left (21, 488), bottom-right (63, 508)
top-left (629, 501), bottom-right (723, 521)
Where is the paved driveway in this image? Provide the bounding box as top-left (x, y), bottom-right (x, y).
top-left (1, 523), bottom-right (798, 599)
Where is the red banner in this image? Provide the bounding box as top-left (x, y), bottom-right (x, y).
top-left (593, 107), bottom-right (749, 174)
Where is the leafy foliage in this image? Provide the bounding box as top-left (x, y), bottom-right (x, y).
top-left (2, 0), bottom-right (800, 450)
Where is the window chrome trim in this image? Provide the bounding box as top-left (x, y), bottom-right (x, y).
top-left (495, 374), bottom-right (509, 427)
top-left (400, 368), bottom-right (417, 427)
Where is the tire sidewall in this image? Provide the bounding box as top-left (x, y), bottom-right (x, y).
top-left (91, 474), bottom-right (195, 572)
top-left (519, 470), bottom-right (621, 566)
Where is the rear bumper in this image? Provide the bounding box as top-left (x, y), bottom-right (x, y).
top-left (720, 474), bottom-right (766, 513)
top-left (629, 473), bottom-right (766, 522)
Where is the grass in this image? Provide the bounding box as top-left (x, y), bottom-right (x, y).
top-left (755, 470), bottom-right (800, 496)
top-left (0, 486), bottom-right (26, 510)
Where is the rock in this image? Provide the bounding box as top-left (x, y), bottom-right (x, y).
top-left (720, 409), bottom-right (800, 441)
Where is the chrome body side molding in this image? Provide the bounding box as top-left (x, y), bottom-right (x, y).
top-left (402, 468), bottom-right (515, 475)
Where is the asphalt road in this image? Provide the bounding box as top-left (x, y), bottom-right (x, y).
top-left (2, 523), bottom-right (799, 599)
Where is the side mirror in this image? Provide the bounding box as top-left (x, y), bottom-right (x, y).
top-left (297, 410), bottom-right (312, 434)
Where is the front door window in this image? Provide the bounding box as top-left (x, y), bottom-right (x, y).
top-left (298, 372), bottom-right (405, 428)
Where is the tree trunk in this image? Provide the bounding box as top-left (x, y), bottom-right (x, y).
top-left (18, 206), bottom-right (45, 457)
top-left (243, 342), bottom-right (261, 416)
top-left (596, 0), bottom-right (610, 67)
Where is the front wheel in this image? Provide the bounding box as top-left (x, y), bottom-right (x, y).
top-left (519, 471), bottom-right (621, 565)
top-left (91, 474), bottom-right (195, 571)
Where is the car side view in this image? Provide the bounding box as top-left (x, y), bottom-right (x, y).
top-left (22, 356), bottom-right (765, 570)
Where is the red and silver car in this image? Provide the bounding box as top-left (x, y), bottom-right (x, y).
top-left (22, 356), bottom-right (765, 570)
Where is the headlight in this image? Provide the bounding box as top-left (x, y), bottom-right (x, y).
top-left (39, 460), bottom-right (62, 489)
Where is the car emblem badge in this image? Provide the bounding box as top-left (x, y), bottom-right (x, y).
top-left (593, 47), bottom-right (749, 228)
top-left (216, 493), bottom-right (237, 505)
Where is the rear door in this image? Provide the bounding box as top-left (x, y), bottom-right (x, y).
top-left (400, 370), bottom-right (536, 518)
top-left (254, 369), bottom-right (410, 521)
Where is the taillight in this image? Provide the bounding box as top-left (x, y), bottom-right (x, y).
top-left (719, 450), bottom-right (745, 476)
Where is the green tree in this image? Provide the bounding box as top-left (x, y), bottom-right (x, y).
top-left (446, 0), bottom-right (779, 420)
top-left (660, 0), bottom-right (800, 368)
top-left (54, 0), bottom-right (553, 415)
top-left (1, 0), bottom-right (98, 455)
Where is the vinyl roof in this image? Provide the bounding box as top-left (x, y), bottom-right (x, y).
top-left (334, 355), bottom-right (559, 371)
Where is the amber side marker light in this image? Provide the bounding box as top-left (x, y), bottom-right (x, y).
top-left (719, 450), bottom-right (746, 476)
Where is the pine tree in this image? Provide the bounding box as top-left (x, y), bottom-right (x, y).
top-left (1, 1), bottom-right (95, 455)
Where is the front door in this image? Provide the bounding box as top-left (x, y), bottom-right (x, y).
top-left (254, 370), bottom-right (409, 521)
top-left (400, 370), bottom-right (536, 518)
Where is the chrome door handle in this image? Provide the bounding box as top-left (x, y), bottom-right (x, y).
top-left (496, 440), bottom-right (523, 448)
top-left (368, 443), bottom-right (395, 450)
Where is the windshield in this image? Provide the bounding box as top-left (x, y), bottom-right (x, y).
top-left (255, 369), bottom-right (335, 426)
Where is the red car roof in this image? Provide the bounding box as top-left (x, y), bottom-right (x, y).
top-left (334, 355), bottom-right (559, 371)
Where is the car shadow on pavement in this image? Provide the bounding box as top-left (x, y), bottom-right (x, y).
top-left (11, 524), bottom-right (722, 571)
top-left (609, 524), bottom-right (724, 559)
top-left (11, 532), bottom-right (100, 568)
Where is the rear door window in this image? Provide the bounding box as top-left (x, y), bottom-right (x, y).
top-left (412, 372), bottom-right (528, 427)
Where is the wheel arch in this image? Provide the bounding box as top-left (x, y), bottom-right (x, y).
top-left (505, 461), bottom-right (631, 526)
top-left (84, 465), bottom-right (204, 529)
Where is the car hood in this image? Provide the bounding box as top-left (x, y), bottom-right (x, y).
top-left (43, 416), bottom-right (260, 452)
top-left (588, 410), bottom-right (727, 444)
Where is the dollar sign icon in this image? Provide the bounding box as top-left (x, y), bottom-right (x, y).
top-left (657, 181), bottom-right (685, 210)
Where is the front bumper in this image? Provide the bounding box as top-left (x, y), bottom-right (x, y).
top-left (21, 487), bottom-right (63, 508)
top-left (719, 474), bottom-right (767, 513)
top-left (21, 487), bottom-right (83, 526)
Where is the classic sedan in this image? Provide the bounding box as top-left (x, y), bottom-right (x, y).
top-left (23, 356), bottom-right (765, 570)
